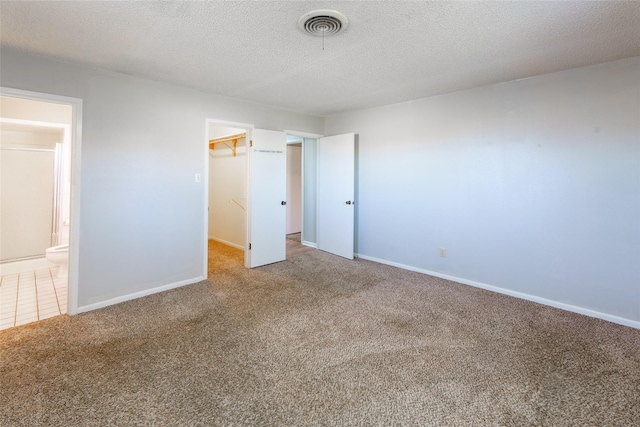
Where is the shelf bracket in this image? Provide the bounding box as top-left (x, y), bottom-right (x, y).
top-left (209, 133), bottom-right (246, 157)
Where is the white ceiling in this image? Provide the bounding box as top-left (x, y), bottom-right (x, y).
top-left (2, 1), bottom-right (639, 116)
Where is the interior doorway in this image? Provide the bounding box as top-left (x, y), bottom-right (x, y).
top-left (206, 122), bottom-right (249, 275)
top-left (203, 125), bottom-right (353, 272)
top-left (286, 136), bottom-right (303, 239)
top-left (285, 131), bottom-right (355, 259)
top-left (0, 88), bottom-right (82, 329)
top-left (285, 131), bottom-right (322, 249)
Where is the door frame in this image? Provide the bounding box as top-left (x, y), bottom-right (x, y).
top-left (0, 86), bottom-right (83, 315)
top-left (284, 130), bottom-right (323, 246)
top-left (203, 124), bottom-right (325, 273)
top-left (204, 119), bottom-right (254, 274)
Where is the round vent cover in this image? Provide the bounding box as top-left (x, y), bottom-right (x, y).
top-left (298, 9), bottom-right (348, 36)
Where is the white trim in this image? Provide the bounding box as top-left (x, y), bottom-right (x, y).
top-left (0, 117), bottom-right (68, 130)
top-left (0, 87), bottom-right (80, 107)
top-left (76, 276), bottom-right (205, 314)
top-left (203, 120), bottom-right (211, 279)
top-left (210, 119), bottom-right (254, 130)
top-left (0, 86), bottom-right (82, 316)
top-left (300, 139), bottom-right (306, 243)
top-left (355, 253), bottom-right (640, 330)
top-left (0, 147), bottom-right (55, 152)
top-left (209, 237), bottom-right (244, 251)
top-left (284, 129), bottom-right (324, 139)
top-left (301, 240), bottom-right (317, 248)
top-left (0, 258), bottom-right (54, 276)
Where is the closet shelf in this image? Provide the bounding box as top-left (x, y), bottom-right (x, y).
top-left (209, 133), bottom-right (246, 157)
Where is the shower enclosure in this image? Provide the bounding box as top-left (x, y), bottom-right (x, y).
top-left (0, 125), bottom-right (64, 263)
top-left (0, 95), bottom-right (75, 329)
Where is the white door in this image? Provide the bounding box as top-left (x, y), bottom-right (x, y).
top-left (317, 133), bottom-right (355, 259)
top-left (248, 129), bottom-right (287, 267)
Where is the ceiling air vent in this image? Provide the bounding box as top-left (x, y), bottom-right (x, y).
top-left (298, 9), bottom-right (348, 36)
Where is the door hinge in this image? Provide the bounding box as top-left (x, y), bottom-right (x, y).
top-left (249, 243), bottom-right (252, 250)
top-left (250, 140), bottom-right (253, 147)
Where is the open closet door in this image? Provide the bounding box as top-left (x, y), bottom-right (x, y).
top-left (248, 129), bottom-right (287, 268)
top-left (317, 133), bottom-right (355, 259)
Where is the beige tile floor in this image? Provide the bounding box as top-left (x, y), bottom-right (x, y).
top-left (0, 267), bottom-right (67, 331)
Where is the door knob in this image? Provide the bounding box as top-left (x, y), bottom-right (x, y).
top-left (281, 201), bottom-right (287, 205)
top-left (346, 201), bottom-right (352, 205)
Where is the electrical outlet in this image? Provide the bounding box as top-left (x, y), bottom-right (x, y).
top-left (439, 248), bottom-right (446, 257)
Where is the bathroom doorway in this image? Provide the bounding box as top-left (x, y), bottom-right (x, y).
top-left (284, 131), bottom-right (322, 249)
top-left (0, 89), bottom-right (81, 330)
top-left (286, 136), bottom-right (302, 239)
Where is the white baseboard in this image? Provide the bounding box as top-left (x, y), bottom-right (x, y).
top-left (0, 257), bottom-right (54, 275)
top-left (301, 240), bottom-right (317, 248)
top-left (209, 237), bottom-right (244, 250)
top-left (76, 276), bottom-right (205, 314)
top-left (355, 253), bottom-right (640, 330)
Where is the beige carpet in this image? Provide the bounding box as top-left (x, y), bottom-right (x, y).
top-left (286, 232), bottom-right (301, 243)
top-left (1, 241), bottom-right (639, 426)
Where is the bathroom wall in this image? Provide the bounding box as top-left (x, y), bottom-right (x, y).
top-left (0, 132), bottom-right (55, 260)
top-left (0, 48), bottom-right (324, 310)
top-left (0, 96), bottom-right (72, 124)
top-left (286, 145), bottom-right (302, 235)
top-left (302, 137), bottom-right (318, 246)
top-left (1, 97), bottom-right (72, 251)
top-left (0, 127), bottom-right (61, 148)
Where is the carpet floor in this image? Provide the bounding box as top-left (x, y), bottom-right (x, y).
top-left (286, 232), bottom-right (301, 243)
top-left (1, 241), bottom-right (638, 426)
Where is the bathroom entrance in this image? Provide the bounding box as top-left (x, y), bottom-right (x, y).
top-left (0, 90), bottom-right (80, 330)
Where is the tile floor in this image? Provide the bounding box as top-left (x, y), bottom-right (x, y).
top-left (0, 237), bottom-right (309, 332)
top-left (0, 267), bottom-right (67, 330)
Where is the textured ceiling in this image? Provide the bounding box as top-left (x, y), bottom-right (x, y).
top-left (2, 1), bottom-right (640, 116)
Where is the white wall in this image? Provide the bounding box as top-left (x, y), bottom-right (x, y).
top-left (325, 56), bottom-right (640, 326)
top-left (0, 48), bottom-right (323, 309)
top-left (0, 96), bottom-right (72, 125)
top-left (1, 128), bottom-right (62, 149)
top-left (209, 135), bottom-right (246, 248)
top-left (286, 145), bottom-right (302, 234)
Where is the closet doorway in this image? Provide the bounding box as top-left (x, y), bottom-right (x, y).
top-left (206, 123), bottom-right (249, 274)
